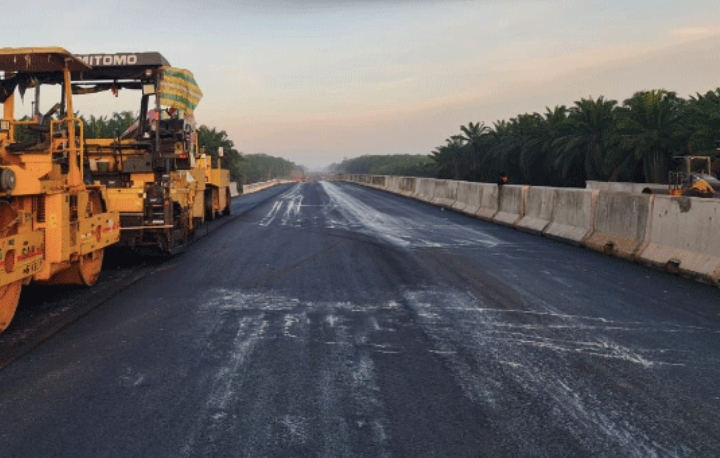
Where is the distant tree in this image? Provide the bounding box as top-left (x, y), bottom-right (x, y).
top-left (197, 125), bottom-right (244, 182)
top-left (487, 119), bottom-right (520, 183)
top-left (531, 106), bottom-right (572, 186)
top-left (330, 155), bottom-right (433, 177)
top-left (616, 90), bottom-right (685, 183)
top-left (81, 110), bottom-right (136, 139)
top-left (553, 96), bottom-right (618, 185)
top-left (237, 153), bottom-right (304, 184)
top-left (684, 89), bottom-right (720, 155)
top-left (459, 122), bottom-right (491, 180)
top-left (430, 136), bottom-right (467, 179)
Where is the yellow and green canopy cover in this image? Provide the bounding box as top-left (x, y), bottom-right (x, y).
top-left (158, 67), bottom-right (203, 114)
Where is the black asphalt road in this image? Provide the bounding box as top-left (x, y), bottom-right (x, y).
top-left (1, 181), bottom-right (719, 457)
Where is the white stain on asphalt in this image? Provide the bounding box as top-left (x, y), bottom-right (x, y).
top-left (320, 181), bottom-right (503, 250)
top-left (402, 288), bottom-right (695, 457)
top-left (259, 185), bottom-right (304, 227)
top-left (182, 288), bottom-right (393, 457)
top-left (259, 200), bottom-right (283, 227)
top-left (179, 284), bottom-right (709, 457)
top-left (283, 314), bottom-right (302, 338)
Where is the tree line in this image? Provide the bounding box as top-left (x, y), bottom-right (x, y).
top-left (428, 89), bottom-right (720, 187)
top-left (236, 153), bottom-right (303, 184)
top-left (328, 154), bottom-right (434, 177)
top-left (78, 111), bottom-right (302, 185)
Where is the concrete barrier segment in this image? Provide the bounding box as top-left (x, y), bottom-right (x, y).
top-left (229, 182), bottom-right (240, 197)
top-left (370, 175), bottom-right (387, 189)
top-left (516, 186), bottom-right (555, 234)
top-left (432, 180), bottom-right (458, 208)
top-left (475, 183), bottom-right (499, 220)
top-left (584, 191), bottom-right (652, 260)
top-left (399, 177), bottom-right (417, 196)
top-left (543, 189), bottom-right (597, 245)
top-left (638, 195), bottom-right (720, 285)
top-left (414, 178), bottom-right (437, 203)
top-left (452, 182), bottom-right (483, 216)
top-left (586, 180), bottom-right (667, 195)
top-left (493, 185), bottom-right (528, 227)
top-left (385, 176), bottom-right (401, 194)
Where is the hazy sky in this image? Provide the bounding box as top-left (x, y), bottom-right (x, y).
top-left (5, 0), bottom-right (720, 169)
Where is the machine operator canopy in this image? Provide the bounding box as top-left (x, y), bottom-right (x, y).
top-left (71, 52), bottom-right (202, 114)
top-left (0, 47), bottom-right (91, 73)
top-left (0, 47), bottom-right (92, 103)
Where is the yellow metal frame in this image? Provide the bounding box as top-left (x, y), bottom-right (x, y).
top-left (0, 230), bottom-right (45, 285)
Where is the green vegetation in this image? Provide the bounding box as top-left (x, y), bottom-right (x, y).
top-left (82, 112), bottom-right (137, 139)
top-left (197, 125), bottom-right (244, 183)
top-left (329, 154), bottom-right (434, 177)
top-left (429, 89), bottom-right (720, 187)
top-left (236, 154), bottom-right (304, 184)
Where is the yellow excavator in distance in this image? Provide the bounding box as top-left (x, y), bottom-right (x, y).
top-left (668, 155), bottom-right (720, 198)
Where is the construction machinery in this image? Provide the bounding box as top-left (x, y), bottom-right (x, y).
top-left (0, 47), bottom-right (120, 333)
top-left (199, 146), bottom-right (232, 221)
top-left (70, 52), bottom-right (230, 253)
top-left (669, 156), bottom-right (720, 198)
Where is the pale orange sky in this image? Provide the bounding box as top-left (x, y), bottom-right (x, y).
top-left (6, 1), bottom-right (720, 169)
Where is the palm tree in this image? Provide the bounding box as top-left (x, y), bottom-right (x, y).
top-left (513, 113), bottom-right (546, 184)
top-left (540, 106), bottom-right (572, 186)
top-left (487, 119), bottom-right (519, 183)
top-left (110, 111), bottom-right (137, 137)
top-left (85, 114), bottom-right (105, 139)
top-left (616, 90), bottom-right (685, 183)
top-left (684, 89), bottom-right (720, 155)
top-left (458, 121), bottom-right (490, 180)
top-left (429, 136), bottom-right (466, 180)
top-left (553, 96), bottom-right (618, 184)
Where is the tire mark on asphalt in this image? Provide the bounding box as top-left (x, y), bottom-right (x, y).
top-left (402, 287), bottom-right (719, 456)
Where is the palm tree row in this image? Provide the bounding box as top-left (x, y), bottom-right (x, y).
top-left (430, 89), bottom-right (720, 187)
top-left (82, 111), bottom-right (137, 139)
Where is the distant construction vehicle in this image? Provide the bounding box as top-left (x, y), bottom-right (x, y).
top-left (0, 47), bottom-right (120, 333)
top-left (70, 52), bottom-right (231, 253)
top-left (668, 156), bottom-right (720, 198)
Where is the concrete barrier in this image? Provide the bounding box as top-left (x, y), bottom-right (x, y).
top-left (493, 185), bottom-right (528, 227)
top-left (516, 186), bottom-right (555, 234)
top-left (544, 188), bottom-right (596, 245)
top-left (452, 182), bottom-right (483, 216)
top-left (241, 179), bottom-right (293, 194)
top-left (398, 177), bottom-right (417, 197)
top-left (414, 178), bottom-right (437, 203)
top-left (638, 196), bottom-right (720, 285)
top-left (370, 175), bottom-right (387, 189)
top-left (586, 181), bottom-right (666, 194)
top-left (476, 183), bottom-right (499, 220)
top-left (229, 182), bottom-right (240, 197)
top-left (432, 180), bottom-right (458, 208)
top-left (584, 192), bottom-right (652, 260)
top-left (385, 176), bottom-right (402, 194)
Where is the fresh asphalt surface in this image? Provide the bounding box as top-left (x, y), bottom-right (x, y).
top-left (1, 180), bottom-right (719, 457)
